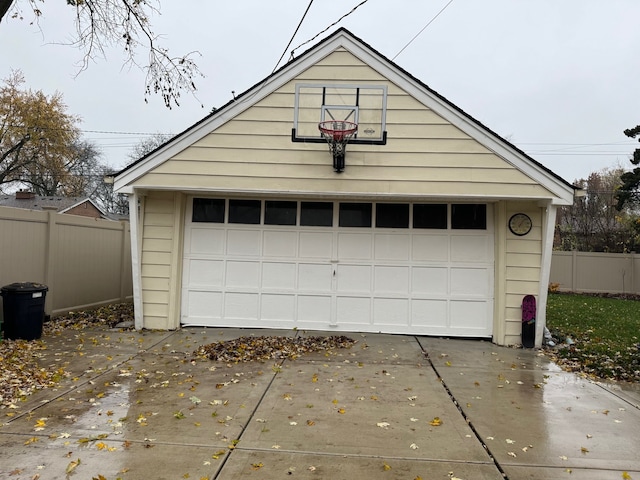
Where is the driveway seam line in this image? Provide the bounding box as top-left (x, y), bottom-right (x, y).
top-left (211, 332), bottom-right (297, 479)
top-left (416, 337), bottom-right (509, 480)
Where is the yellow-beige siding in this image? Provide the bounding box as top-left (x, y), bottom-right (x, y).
top-left (140, 191), bottom-right (184, 330)
top-left (133, 49), bottom-right (555, 201)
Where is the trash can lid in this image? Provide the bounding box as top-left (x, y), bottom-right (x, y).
top-left (0, 282), bottom-right (48, 294)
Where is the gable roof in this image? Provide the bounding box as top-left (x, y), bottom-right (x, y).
top-left (114, 28), bottom-right (577, 204)
top-left (0, 193), bottom-right (98, 212)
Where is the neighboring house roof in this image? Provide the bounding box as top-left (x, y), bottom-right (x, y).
top-left (114, 28), bottom-right (577, 204)
top-left (0, 192), bottom-right (109, 219)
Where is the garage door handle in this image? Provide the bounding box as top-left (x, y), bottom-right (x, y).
top-left (333, 269), bottom-right (336, 276)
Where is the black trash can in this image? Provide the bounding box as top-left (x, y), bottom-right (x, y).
top-left (1, 282), bottom-right (48, 340)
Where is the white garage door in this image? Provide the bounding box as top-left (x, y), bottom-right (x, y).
top-left (181, 199), bottom-right (494, 337)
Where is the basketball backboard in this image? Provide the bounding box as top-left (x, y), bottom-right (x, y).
top-left (292, 83), bottom-right (387, 145)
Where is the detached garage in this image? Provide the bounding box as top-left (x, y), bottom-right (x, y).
top-left (114, 28), bottom-right (576, 346)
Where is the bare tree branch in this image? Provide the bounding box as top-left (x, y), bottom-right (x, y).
top-left (1, 1), bottom-right (203, 108)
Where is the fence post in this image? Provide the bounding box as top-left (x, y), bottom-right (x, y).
top-left (119, 221), bottom-right (128, 303)
top-left (571, 250), bottom-right (578, 291)
top-left (44, 211), bottom-right (57, 317)
top-left (632, 252), bottom-right (637, 294)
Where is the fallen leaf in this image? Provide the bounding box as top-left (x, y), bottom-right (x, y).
top-left (622, 472), bottom-right (632, 479)
top-left (508, 451), bottom-right (517, 457)
top-left (251, 463), bottom-right (264, 470)
top-left (383, 463), bottom-right (392, 471)
top-left (410, 443), bottom-right (419, 449)
top-left (65, 459), bottom-right (81, 475)
top-left (581, 447), bottom-right (589, 454)
top-left (429, 417), bottom-right (442, 426)
top-left (377, 422), bottom-right (390, 429)
top-left (338, 408), bottom-right (346, 414)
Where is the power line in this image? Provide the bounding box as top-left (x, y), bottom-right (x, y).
top-left (392, 0), bottom-right (455, 61)
top-left (289, 0), bottom-right (370, 59)
top-left (272, 0), bottom-right (315, 74)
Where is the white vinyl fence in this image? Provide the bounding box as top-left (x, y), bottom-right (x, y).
top-left (0, 206), bottom-right (132, 321)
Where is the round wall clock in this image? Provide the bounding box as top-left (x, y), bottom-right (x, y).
top-left (508, 213), bottom-right (532, 236)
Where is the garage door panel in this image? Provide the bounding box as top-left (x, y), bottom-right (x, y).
top-left (337, 265), bottom-right (372, 293)
top-left (451, 235), bottom-right (491, 262)
top-left (190, 228), bottom-right (225, 255)
top-left (225, 292), bottom-right (259, 319)
top-left (450, 300), bottom-right (491, 330)
top-left (299, 232), bottom-right (333, 258)
top-left (374, 298), bottom-right (409, 325)
top-left (262, 262), bottom-right (296, 290)
top-left (188, 259), bottom-right (224, 286)
top-left (374, 266), bottom-right (409, 294)
top-left (338, 233), bottom-right (373, 260)
top-left (226, 261), bottom-right (260, 288)
top-left (450, 267), bottom-right (491, 296)
top-left (411, 299), bottom-right (448, 327)
top-left (336, 296), bottom-right (371, 324)
top-left (298, 263), bottom-right (332, 291)
top-left (374, 234), bottom-right (410, 261)
top-left (412, 235), bottom-right (448, 262)
top-left (261, 294), bottom-right (295, 321)
top-left (297, 295), bottom-right (331, 323)
top-left (263, 231), bottom-right (298, 257)
top-left (187, 291), bottom-right (222, 318)
top-left (227, 229), bottom-right (261, 256)
top-left (411, 267), bottom-right (448, 295)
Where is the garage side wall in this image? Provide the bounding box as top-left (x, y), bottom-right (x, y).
top-left (140, 191), bottom-right (183, 330)
top-left (501, 201), bottom-right (542, 345)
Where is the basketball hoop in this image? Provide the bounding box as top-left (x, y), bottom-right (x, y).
top-left (318, 120), bottom-right (358, 173)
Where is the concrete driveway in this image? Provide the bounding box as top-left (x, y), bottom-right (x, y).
top-left (1, 326), bottom-right (639, 479)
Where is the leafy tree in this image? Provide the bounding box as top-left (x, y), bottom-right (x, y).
top-left (0, 70), bottom-right (83, 193)
top-left (615, 125), bottom-right (640, 210)
top-left (0, 0), bottom-right (202, 108)
top-left (556, 168), bottom-right (639, 252)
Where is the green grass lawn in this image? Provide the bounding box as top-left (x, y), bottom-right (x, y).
top-left (546, 293), bottom-right (640, 382)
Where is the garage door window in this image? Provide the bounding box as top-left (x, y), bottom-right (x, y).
top-left (265, 201), bottom-right (297, 225)
top-left (413, 204), bottom-right (447, 229)
top-left (300, 202), bottom-right (333, 227)
top-left (376, 203), bottom-right (409, 228)
top-left (229, 199), bottom-right (261, 224)
top-left (339, 203), bottom-right (372, 227)
top-left (192, 198), bottom-right (225, 223)
top-left (452, 204), bottom-right (486, 230)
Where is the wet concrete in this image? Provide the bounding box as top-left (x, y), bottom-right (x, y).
top-left (0, 328), bottom-right (638, 479)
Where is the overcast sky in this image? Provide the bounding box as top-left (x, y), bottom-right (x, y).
top-left (1, 0), bottom-right (639, 183)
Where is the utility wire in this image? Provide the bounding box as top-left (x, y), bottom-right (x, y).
top-left (272, 0), bottom-right (315, 73)
top-left (289, 0), bottom-right (370, 60)
top-left (392, 0), bottom-right (455, 61)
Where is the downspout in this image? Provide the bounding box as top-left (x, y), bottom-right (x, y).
top-left (537, 201), bottom-right (557, 347)
top-left (128, 192), bottom-right (145, 330)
